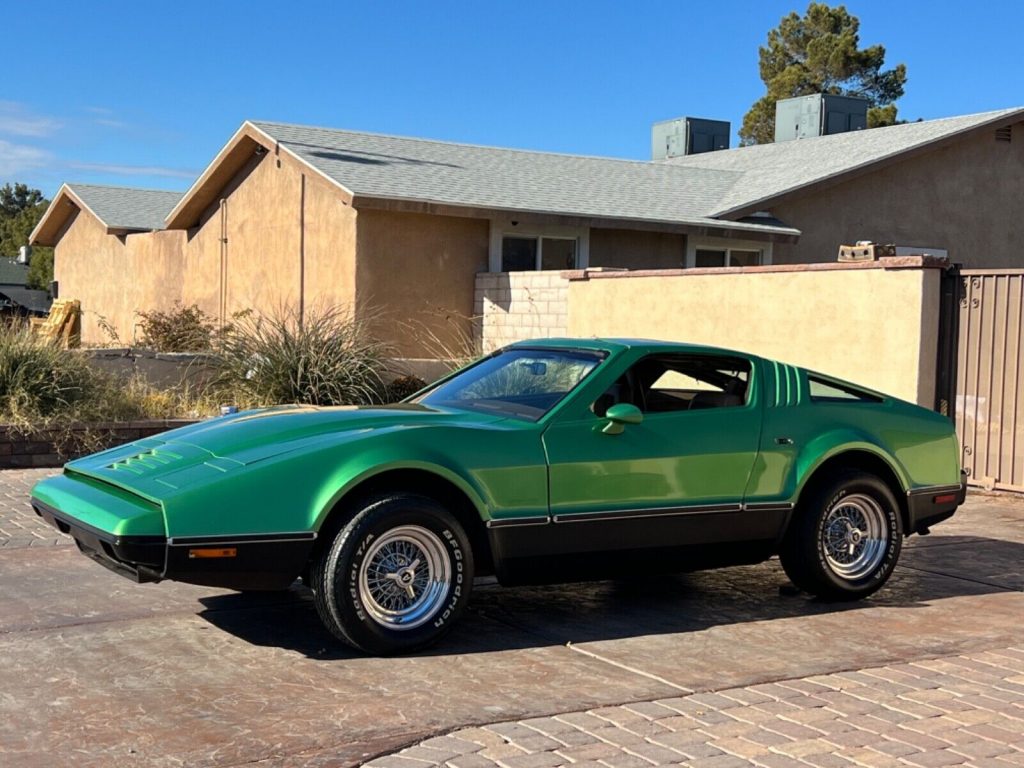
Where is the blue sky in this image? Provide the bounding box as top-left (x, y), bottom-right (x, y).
top-left (3, 0), bottom-right (1022, 197)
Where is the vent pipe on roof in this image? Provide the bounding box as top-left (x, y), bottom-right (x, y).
top-left (774, 94), bottom-right (869, 142)
top-left (652, 117), bottom-right (730, 160)
top-left (17, 245), bottom-right (31, 265)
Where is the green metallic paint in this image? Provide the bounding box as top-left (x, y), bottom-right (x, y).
top-left (31, 338), bottom-right (964, 585)
top-left (31, 472), bottom-right (165, 538)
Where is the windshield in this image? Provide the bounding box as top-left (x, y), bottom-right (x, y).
top-left (416, 347), bottom-right (606, 421)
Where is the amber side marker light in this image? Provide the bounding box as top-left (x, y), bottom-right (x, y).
top-left (188, 547), bottom-right (237, 559)
top-left (933, 493), bottom-right (958, 505)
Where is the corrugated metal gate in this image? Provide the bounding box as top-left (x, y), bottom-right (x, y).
top-left (955, 270), bottom-right (1024, 491)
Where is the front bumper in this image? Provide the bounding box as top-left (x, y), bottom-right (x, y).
top-left (906, 470), bottom-right (968, 534)
top-left (33, 497), bottom-right (316, 591)
top-left (34, 499), bottom-right (165, 582)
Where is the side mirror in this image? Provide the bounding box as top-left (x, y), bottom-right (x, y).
top-left (602, 403), bottom-right (643, 435)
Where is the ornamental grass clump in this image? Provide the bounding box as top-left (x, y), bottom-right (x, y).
top-left (0, 324), bottom-right (106, 421)
top-left (213, 305), bottom-right (391, 406)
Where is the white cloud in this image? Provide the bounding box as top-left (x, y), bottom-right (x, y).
top-left (93, 118), bottom-right (129, 129)
top-left (69, 162), bottom-right (197, 179)
top-left (0, 139), bottom-right (51, 176)
top-left (0, 101), bottom-right (60, 137)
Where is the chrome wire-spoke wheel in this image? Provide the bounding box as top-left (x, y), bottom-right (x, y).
top-left (358, 525), bottom-right (452, 631)
top-left (820, 493), bottom-right (889, 581)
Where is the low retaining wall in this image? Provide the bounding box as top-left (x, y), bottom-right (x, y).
top-left (474, 271), bottom-right (570, 352)
top-left (0, 419), bottom-right (199, 469)
top-left (79, 348), bottom-right (216, 389)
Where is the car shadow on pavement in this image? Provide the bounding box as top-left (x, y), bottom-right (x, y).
top-left (195, 535), bottom-right (1023, 659)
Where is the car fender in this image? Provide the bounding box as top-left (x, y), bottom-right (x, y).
top-left (309, 448), bottom-right (492, 531)
top-left (793, 428), bottom-right (911, 500)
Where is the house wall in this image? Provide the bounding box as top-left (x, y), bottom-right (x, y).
top-left (771, 121), bottom-right (1024, 267)
top-left (589, 229), bottom-right (686, 269)
top-left (561, 261), bottom-right (943, 406)
top-left (54, 211), bottom-right (188, 345)
top-left (58, 153), bottom-right (359, 346)
top-left (355, 209), bottom-right (489, 357)
top-left (183, 152), bottom-right (322, 323)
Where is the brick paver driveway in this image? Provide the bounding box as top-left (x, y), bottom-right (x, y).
top-left (0, 468), bottom-right (1021, 768)
top-left (0, 468), bottom-right (64, 548)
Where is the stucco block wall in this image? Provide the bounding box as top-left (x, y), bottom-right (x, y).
top-left (475, 271), bottom-right (569, 352)
top-left (356, 209), bottom-right (488, 357)
top-left (54, 211), bottom-right (188, 345)
top-left (589, 229), bottom-right (686, 269)
top-left (771, 122), bottom-right (1024, 267)
top-left (564, 264), bottom-right (942, 406)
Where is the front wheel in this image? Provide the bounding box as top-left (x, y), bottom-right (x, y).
top-left (779, 471), bottom-right (903, 600)
top-left (312, 493), bottom-right (474, 655)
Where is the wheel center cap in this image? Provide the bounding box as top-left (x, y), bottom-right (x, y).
top-left (847, 528), bottom-right (863, 545)
top-left (398, 569), bottom-right (415, 585)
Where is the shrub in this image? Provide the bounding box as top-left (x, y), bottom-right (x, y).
top-left (137, 303), bottom-right (217, 352)
top-left (384, 375), bottom-right (427, 403)
top-left (213, 304), bottom-right (390, 406)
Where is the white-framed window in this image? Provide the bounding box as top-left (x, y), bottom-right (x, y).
top-left (501, 235), bottom-right (578, 271)
top-left (685, 238), bottom-right (773, 268)
top-left (488, 219), bottom-right (590, 272)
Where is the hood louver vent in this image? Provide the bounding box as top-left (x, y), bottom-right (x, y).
top-left (107, 447), bottom-right (183, 475)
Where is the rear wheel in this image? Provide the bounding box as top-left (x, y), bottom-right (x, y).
top-left (311, 493), bottom-right (474, 655)
top-left (779, 471), bottom-right (902, 600)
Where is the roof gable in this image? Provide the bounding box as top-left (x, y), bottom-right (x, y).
top-left (31, 183), bottom-right (183, 246)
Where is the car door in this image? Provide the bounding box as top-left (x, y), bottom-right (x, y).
top-left (541, 353), bottom-right (769, 550)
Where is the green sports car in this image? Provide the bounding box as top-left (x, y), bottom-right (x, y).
top-left (32, 338), bottom-right (966, 655)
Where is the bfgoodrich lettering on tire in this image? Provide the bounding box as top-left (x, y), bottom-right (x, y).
top-left (312, 493), bottom-right (474, 655)
top-left (780, 471), bottom-right (902, 601)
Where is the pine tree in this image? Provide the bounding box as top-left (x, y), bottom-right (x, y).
top-left (740, 3), bottom-right (907, 145)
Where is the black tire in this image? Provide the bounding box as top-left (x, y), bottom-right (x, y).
top-left (779, 471), bottom-right (903, 600)
top-left (311, 493), bottom-right (474, 655)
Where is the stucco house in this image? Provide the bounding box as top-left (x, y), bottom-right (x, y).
top-left (30, 106), bottom-right (1024, 350)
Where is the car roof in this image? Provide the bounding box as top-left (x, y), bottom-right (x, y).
top-left (508, 337), bottom-right (757, 359)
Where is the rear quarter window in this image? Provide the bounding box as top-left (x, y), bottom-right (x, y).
top-left (808, 376), bottom-right (883, 404)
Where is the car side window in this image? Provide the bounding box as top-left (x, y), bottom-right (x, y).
top-left (592, 355), bottom-right (750, 415)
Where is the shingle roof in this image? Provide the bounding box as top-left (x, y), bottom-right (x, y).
top-left (0, 287), bottom-right (52, 315)
top-left (0, 259), bottom-right (29, 286)
top-left (66, 183), bottom-right (183, 232)
top-left (248, 121), bottom-right (794, 236)
top-left (662, 107), bottom-right (1024, 216)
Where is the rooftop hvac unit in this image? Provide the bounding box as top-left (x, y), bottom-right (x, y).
top-left (774, 94), bottom-right (869, 143)
top-left (652, 117), bottom-right (730, 160)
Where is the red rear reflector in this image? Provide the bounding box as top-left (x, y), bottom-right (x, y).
top-left (188, 547), bottom-right (237, 559)
top-left (933, 493), bottom-right (957, 505)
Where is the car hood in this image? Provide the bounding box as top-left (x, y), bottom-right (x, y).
top-left (64, 404), bottom-right (505, 501)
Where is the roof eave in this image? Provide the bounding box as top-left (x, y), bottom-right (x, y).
top-left (716, 107), bottom-right (1024, 219)
top-left (164, 122), bottom-right (264, 229)
top-left (165, 121), bottom-right (356, 230)
top-left (352, 194), bottom-right (801, 243)
top-left (30, 184), bottom-right (105, 247)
